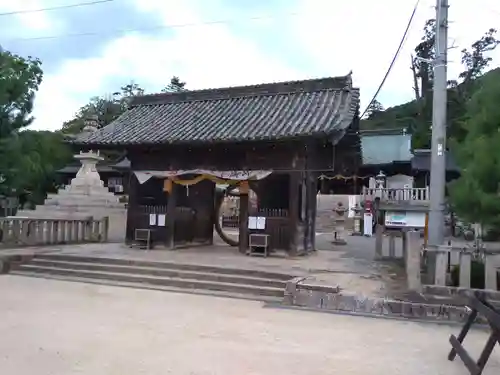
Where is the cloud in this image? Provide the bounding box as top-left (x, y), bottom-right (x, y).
top-left (21, 0), bottom-right (500, 130)
top-left (289, 0), bottom-right (500, 111)
top-left (31, 0), bottom-right (304, 130)
top-left (0, 0), bottom-right (64, 36)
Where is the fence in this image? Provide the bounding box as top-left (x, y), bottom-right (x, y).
top-left (252, 208), bottom-right (290, 250)
top-left (427, 245), bottom-right (500, 291)
top-left (363, 187), bottom-right (430, 202)
top-left (0, 217), bottom-right (109, 248)
top-left (221, 209), bottom-right (290, 250)
top-left (398, 232), bottom-right (500, 297)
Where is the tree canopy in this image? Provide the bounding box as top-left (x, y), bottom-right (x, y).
top-left (0, 50), bottom-right (43, 137)
top-left (360, 22), bottom-right (500, 150)
top-left (448, 75), bottom-right (500, 228)
top-left (0, 49), bottom-right (73, 206)
top-left (62, 76), bottom-right (188, 135)
top-left (162, 76), bottom-right (186, 93)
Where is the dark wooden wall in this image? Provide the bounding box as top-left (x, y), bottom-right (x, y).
top-left (124, 136), bottom-right (359, 252)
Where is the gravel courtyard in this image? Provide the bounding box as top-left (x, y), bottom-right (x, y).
top-left (0, 275), bottom-right (498, 375)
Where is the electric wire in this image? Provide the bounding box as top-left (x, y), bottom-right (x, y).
top-left (360, 0), bottom-right (421, 118)
top-left (0, 0), bottom-right (115, 17)
top-left (6, 12), bottom-right (300, 42)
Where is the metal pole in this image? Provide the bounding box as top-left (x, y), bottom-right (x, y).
top-left (427, 0), bottom-right (448, 248)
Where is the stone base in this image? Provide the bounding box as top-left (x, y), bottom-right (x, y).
top-left (331, 239), bottom-right (347, 245)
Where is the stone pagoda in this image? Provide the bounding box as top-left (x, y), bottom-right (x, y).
top-left (15, 116), bottom-right (127, 242)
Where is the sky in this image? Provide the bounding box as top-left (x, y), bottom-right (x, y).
top-left (1, 0), bottom-right (500, 131)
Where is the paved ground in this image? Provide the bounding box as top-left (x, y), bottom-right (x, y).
top-left (0, 275), bottom-right (498, 375)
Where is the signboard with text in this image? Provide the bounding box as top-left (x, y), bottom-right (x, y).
top-left (385, 211), bottom-right (426, 228)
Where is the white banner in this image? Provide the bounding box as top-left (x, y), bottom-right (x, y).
top-left (134, 170), bottom-right (272, 184)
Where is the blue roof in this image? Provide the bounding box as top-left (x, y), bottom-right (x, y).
top-left (361, 133), bottom-right (412, 165)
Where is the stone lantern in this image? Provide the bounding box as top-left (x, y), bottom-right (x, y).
top-left (351, 203), bottom-right (363, 236)
top-left (375, 170), bottom-right (387, 189)
top-left (332, 202), bottom-right (347, 245)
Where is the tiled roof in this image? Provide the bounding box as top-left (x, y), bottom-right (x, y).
top-left (76, 74), bottom-right (360, 146)
top-left (361, 131), bottom-right (412, 165)
top-left (411, 149), bottom-right (460, 173)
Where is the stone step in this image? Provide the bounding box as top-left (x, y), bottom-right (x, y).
top-left (44, 198), bottom-right (121, 206)
top-left (13, 265), bottom-right (285, 298)
top-left (23, 259), bottom-right (287, 289)
top-left (9, 271), bottom-right (282, 303)
top-left (32, 254), bottom-right (293, 280)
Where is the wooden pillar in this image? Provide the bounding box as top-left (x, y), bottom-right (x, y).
top-left (165, 182), bottom-right (177, 249)
top-left (125, 173), bottom-right (139, 244)
top-left (304, 171), bottom-right (317, 252)
top-left (288, 172), bottom-right (300, 256)
top-left (238, 181), bottom-right (249, 253)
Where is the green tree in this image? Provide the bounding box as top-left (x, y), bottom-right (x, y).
top-left (365, 99), bottom-right (384, 119)
top-left (361, 21), bottom-right (500, 150)
top-left (161, 76), bottom-right (187, 93)
top-left (448, 76), bottom-right (500, 228)
top-left (61, 81), bottom-right (145, 135)
top-left (0, 130), bottom-right (73, 205)
top-left (448, 28), bottom-right (500, 144)
top-left (0, 49), bottom-right (44, 199)
top-left (0, 50), bottom-right (43, 137)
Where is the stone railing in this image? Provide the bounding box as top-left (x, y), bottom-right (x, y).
top-left (424, 245), bottom-right (500, 292)
top-left (363, 187), bottom-right (430, 203)
top-left (0, 216), bottom-right (109, 248)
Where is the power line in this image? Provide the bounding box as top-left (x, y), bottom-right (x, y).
top-left (360, 0), bottom-right (421, 118)
top-left (0, 0), bottom-right (115, 17)
top-left (5, 12), bottom-right (300, 42)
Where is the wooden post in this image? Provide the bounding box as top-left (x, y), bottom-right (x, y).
top-left (288, 171), bottom-right (300, 256)
top-left (238, 181), bottom-right (249, 254)
top-left (405, 231), bottom-right (422, 292)
top-left (125, 173), bottom-right (139, 243)
top-left (165, 183), bottom-right (177, 249)
top-left (306, 171), bottom-right (317, 251)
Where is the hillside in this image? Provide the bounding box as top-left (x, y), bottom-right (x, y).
top-left (360, 68), bottom-right (500, 131)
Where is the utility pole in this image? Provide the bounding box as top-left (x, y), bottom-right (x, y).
top-left (428, 0), bottom-right (449, 248)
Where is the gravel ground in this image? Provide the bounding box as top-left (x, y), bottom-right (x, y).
top-left (0, 275), bottom-right (498, 375)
